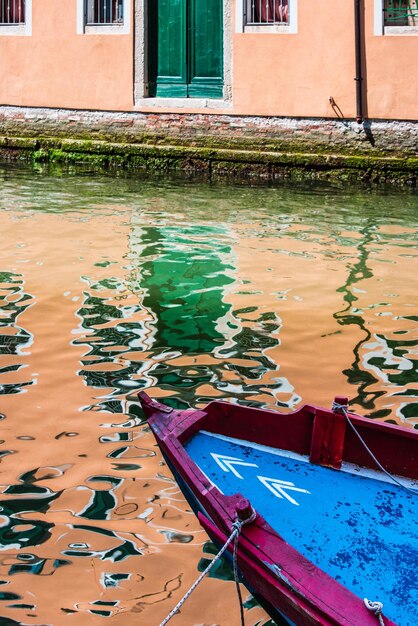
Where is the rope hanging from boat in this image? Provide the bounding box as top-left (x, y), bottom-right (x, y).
top-left (364, 599), bottom-right (385, 626)
top-left (333, 400), bottom-right (418, 626)
top-left (233, 518), bottom-right (246, 626)
top-left (158, 511), bottom-right (256, 626)
top-left (332, 401), bottom-right (418, 495)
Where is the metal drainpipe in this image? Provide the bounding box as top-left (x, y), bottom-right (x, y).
top-left (354, 0), bottom-right (363, 124)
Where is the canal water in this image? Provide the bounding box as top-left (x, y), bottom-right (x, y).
top-left (0, 163), bottom-right (417, 626)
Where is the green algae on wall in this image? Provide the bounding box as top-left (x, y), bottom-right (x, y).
top-left (0, 135), bottom-right (416, 185)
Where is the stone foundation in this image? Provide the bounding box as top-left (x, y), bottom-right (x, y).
top-left (0, 106), bottom-right (417, 184)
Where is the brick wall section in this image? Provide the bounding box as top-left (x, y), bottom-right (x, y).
top-left (0, 106), bottom-right (417, 156)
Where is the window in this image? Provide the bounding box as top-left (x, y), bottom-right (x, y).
top-left (246, 0), bottom-right (288, 25)
top-left (384, 0), bottom-right (417, 26)
top-left (375, 0), bottom-right (418, 34)
top-left (86, 0), bottom-right (123, 25)
top-left (77, 0), bottom-right (130, 34)
top-left (0, 0), bottom-right (25, 24)
top-left (236, 0), bottom-right (297, 33)
top-left (0, 0), bottom-right (31, 34)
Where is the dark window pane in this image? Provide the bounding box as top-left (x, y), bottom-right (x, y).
top-left (249, 0), bottom-right (288, 24)
top-left (384, 0), bottom-right (418, 26)
top-left (86, 0), bottom-right (124, 25)
top-left (0, 0), bottom-right (25, 24)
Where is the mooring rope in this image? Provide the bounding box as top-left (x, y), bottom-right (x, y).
top-left (159, 511), bottom-right (256, 626)
top-left (332, 401), bottom-right (418, 495)
top-left (364, 599), bottom-right (385, 626)
top-left (233, 519), bottom-right (246, 626)
top-left (333, 400), bottom-right (418, 625)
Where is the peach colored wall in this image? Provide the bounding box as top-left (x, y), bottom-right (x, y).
top-left (233, 1), bottom-right (356, 118)
top-left (364, 2), bottom-right (417, 119)
top-left (0, 0), bottom-right (417, 119)
top-left (232, 0), bottom-right (417, 120)
top-left (0, 0), bottom-right (133, 110)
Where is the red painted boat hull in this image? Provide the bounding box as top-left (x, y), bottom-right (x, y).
top-left (139, 392), bottom-right (417, 625)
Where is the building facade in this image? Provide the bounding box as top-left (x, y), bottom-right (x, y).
top-left (1, 0), bottom-right (417, 121)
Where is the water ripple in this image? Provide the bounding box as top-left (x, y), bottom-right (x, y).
top-left (0, 163), bottom-right (416, 625)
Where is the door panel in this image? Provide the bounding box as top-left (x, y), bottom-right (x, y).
top-left (149, 0), bottom-right (187, 97)
top-left (148, 0), bottom-right (223, 99)
top-left (188, 0), bottom-right (223, 98)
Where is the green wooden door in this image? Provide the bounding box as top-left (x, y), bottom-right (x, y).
top-left (188, 0), bottom-right (223, 98)
top-left (148, 0), bottom-right (223, 99)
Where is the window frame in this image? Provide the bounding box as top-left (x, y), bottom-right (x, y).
top-left (236, 0), bottom-right (297, 34)
top-left (77, 0), bottom-right (130, 35)
top-left (374, 0), bottom-right (418, 35)
top-left (0, 0), bottom-right (31, 36)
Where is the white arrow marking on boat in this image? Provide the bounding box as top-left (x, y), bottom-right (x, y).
top-left (257, 476), bottom-right (310, 506)
top-left (210, 453), bottom-right (259, 479)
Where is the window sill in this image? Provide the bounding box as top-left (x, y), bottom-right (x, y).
top-left (83, 23), bottom-right (129, 35)
top-left (244, 24), bottom-right (296, 34)
top-left (76, 0), bottom-right (130, 35)
top-left (0, 23), bottom-right (30, 36)
top-left (383, 25), bottom-right (418, 35)
top-left (135, 97), bottom-right (232, 110)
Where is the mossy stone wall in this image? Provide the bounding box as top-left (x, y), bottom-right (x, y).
top-left (0, 107), bottom-right (417, 184)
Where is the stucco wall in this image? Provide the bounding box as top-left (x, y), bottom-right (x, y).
top-left (0, 0), bottom-right (416, 119)
top-left (232, 1), bottom-right (356, 118)
top-left (231, 0), bottom-right (417, 120)
top-left (364, 2), bottom-right (417, 120)
top-left (0, 0), bottom-right (133, 110)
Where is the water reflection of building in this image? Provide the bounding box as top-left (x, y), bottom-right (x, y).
top-left (138, 225), bottom-right (235, 353)
top-left (0, 271), bottom-right (35, 396)
top-left (334, 220), bottom-right (418, 425)
top-left (0, 490), bottom-right (57, 551)
top-left (72, 199), bottom-right (417, 423)
top-left (126, 222), bottom-right (239, 407)
top-left (74, 274), bottom-right (149, 414)
top-left (125, 219), bottom-right (298, 410)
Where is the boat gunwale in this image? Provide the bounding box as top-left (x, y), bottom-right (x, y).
top-left (140, 393), bottom-right (411, 626)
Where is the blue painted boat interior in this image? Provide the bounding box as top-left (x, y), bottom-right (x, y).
top-left (185, 431), bottom-right (418, 625)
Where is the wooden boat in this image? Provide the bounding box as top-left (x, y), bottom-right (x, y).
top-left (139, 392), bottom-right (418, 626)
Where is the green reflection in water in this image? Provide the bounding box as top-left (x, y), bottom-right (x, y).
top-left (0, 164), bottom-right (417, 591)
top-left (62, 524), bottom-right (144, 561)
top-left (198, 540), bottom-right (234, 581)
top-left (74, 275), bottom-right (146, 414)
top-left (0, 271), bottom-right (34, 395)
top-left (334, 219), bottom-right (417, 421)
top-left (128, 223), bottom-right (290, 408)
top-left (138, 225), bottom-right (235, 354)
top-left (74, 220), bottom-right (288, 412)
top-left (216, 309), bottom-right (287, 408)
top-left (6, 555), bottom-right (70, 577)
top-left (334, 221), bottom-right (380, 412)
top-left (0, 492), bottom-right (58, 550)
